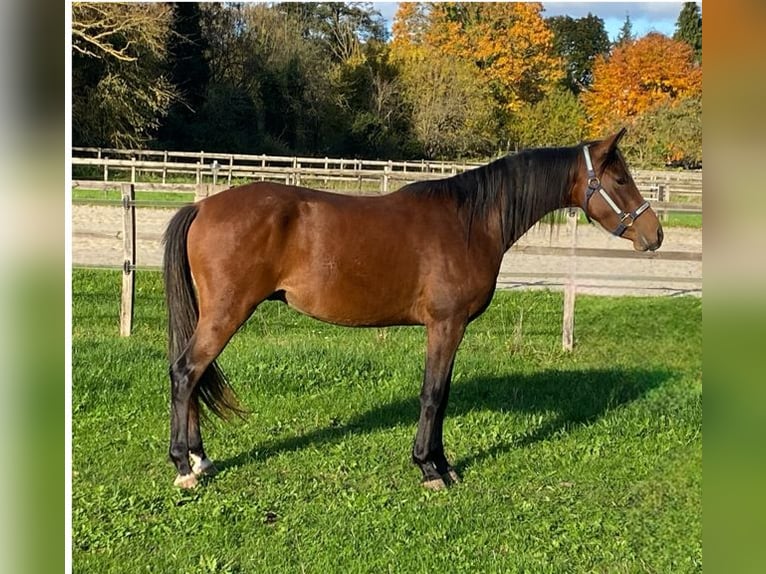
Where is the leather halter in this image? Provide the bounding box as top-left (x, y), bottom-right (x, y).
top-left (582, 145), bottom-right (651, 237)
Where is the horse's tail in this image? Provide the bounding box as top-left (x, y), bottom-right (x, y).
top-left (163, 204), bottom-right (244, 420)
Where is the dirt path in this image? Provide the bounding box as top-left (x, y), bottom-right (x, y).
top-left (72, 204), bottom-right (702, 296)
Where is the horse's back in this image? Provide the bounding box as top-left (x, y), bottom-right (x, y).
top-left (186, 181), bottom-right (495, 327)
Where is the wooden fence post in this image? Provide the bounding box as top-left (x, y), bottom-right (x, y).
top-left (130, 157), bottom-right (136, 183)
top-left (195, 183), bottom-right (210, 202)
top-left (382, 163), bottom-right (390, 194)
top-left (162, 150), bottom-right (168, 184)
top-left (562, 209), bottom-right (578, 351)
top-left (657, 184), bottom-right (668, 222)
top-left (103, 156), bottom-right (109, 181)
top-left (120, 184), bottom-right (136, 337)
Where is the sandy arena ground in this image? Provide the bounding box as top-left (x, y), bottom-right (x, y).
top-left (72, 204), bottom-right (701, 297)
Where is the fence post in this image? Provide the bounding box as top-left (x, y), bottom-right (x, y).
top-left (657, 184), bottom-right (667, 222)
top-left (162, 150), bottom-right (168, 184)
top-left (382, 164), bottom-right (390, 194)
top-left (130, 157), bottom-right (136, 183)
top-left (103, 156), bottom-right (109, 182)
top-left (562, 209), bottom-right (578, 351)
top-left (120, 184), bottom-right (136, 337)
top-left (228, 155), bottom-right (234, 186)
top-left (261, 154), bottom-right (266, 182)
top-left (195, 183), bottom-right (210, 202)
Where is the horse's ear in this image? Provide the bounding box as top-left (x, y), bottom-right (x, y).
top-left (593, 128), bottom-right (627, 164)
top-left (602, 128), bottom-right (627, 152)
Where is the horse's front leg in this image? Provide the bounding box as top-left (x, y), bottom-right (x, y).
top-left (412, 319), bottom-right (465, 490)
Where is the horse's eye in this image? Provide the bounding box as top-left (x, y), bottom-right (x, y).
top-left (615, 177), bottom-right (627, 186)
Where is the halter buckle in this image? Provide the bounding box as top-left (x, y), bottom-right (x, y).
top-left (619, 212), bottom-right (635, 227)
top-left (587, 176), bottom-right (601, 190)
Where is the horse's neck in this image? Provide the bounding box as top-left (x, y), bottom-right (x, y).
top-left (500, 193), bottom-right (568, 252)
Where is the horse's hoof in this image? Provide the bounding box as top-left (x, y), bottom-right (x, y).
top-left (190, 454), bottom-right (217, 477)
top-left (422, 477), bottom-right (447, 491)
top-left (174, 473), bottom-right (199, 489)
top-left (444, 469), bottom-right (461, 484)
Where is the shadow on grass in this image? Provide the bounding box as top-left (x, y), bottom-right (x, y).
top-left (217, 367), bottom-right (671, 475)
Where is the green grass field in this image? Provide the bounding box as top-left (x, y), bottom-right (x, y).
top-left (72, 269), bottom-right (701, 573)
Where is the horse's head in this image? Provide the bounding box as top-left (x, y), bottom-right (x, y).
top-left (573, 129), bottom-right (663, 252)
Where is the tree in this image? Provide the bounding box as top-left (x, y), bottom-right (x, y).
top-left (615, 13), bottom-right (634, 46)
top-left (332, 41), bottom-right (418, 158)
top-left (72, 3), bottom-right (177, 147)
top-left (391, 2), bottom-right (429, 49)
top-left (511, 87), bottom-right (587, 149)
top-left (547, 14), bottom-right (610, 93)
top-left (156, 3), bottom-right (211, 148)
top-left (582, 33), bottom-right (702, 135)
top-left (605, 94), bottom-right (702, 168)
top-left (408, 2), bottom-right (563, 116)
top-left (674, 2), bottom-right (702, 64)
top-left (278, 2), bottom-right (387, 63)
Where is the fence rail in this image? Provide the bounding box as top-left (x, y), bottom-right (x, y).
top-left (72, 147), bottom-right (703, 202)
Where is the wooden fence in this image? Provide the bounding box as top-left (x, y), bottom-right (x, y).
top-left (72, 146), bottom-right (703, 208)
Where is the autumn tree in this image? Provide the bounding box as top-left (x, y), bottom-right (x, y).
top-left (582, 33), bottom-right (702, 135)
top-left (390, 2), bottom-right (429, 49)
top-left (427, 2), bottom-right (564, 114)
top-left (72, 3), bottom-right (177, 147)
top-left (547, 14), bottom-right (610, 93)
top-left (674, 2), bottom-right (702, 64)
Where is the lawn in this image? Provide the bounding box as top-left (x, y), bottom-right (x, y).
top-left (72, 269), bottom-right (702, 573)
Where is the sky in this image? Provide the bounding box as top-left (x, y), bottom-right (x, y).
top-left (371, 2), bottom-right (696, 41)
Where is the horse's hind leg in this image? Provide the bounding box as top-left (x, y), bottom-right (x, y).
top-left (187, 395), bottom-right (216, 477)
top-left (169, 304), bottom-right (252, 488)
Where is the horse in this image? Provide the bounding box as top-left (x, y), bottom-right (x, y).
top-left (162, 128), bottom-right (663, 490)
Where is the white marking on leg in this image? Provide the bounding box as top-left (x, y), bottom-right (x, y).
top-left (190, 453), bottom-right (217, 476)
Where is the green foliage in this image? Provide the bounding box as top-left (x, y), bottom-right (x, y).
top-left (674, 2), bottom-right (703, 65)
top-left (72, 269), bottom-right (701, 572)
top-left (547, 14), bottom-right (610, 93)
top-left (72, 3), bottom-right (177, 147)
top-left (615, 13), bottom-right (635, 47)
top-left (156, 3), bottom-right (211, 147)
top-left (398, 54), bottom-right (499, 159)
top-left (609, 94), bottom-right (702, 169)
top-left (511, 87), bottom-right (587, 149)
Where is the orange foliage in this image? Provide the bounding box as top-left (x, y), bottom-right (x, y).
top-left (391, 3), bottom-right (427, 54)
top-left (583, 33), bottom-right (702, 134)
top-left (393, 2), bottom-right (563, 113)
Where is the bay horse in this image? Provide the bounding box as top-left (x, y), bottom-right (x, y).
top-left (163, 129), bottom-right (663, 490)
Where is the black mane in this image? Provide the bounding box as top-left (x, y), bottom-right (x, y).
top-left (401, 146), bottom-right (579, 246)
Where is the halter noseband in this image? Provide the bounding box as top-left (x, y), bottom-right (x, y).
top-left (582, 145), bottom-right (651, 237)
